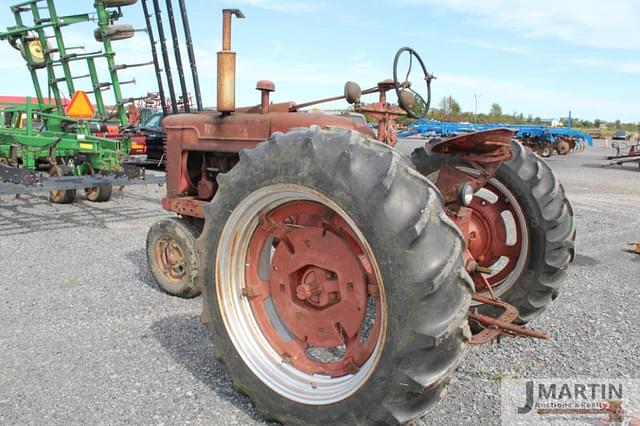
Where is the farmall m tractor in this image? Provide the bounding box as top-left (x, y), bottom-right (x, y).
top-left (145, 9), bottom-right (575, 425)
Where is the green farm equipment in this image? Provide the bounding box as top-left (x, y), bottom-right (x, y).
top-left (0, 0), bottom-right (162, 202)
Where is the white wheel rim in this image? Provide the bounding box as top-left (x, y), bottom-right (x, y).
top-left (215, 184), bottom-right (387, 405)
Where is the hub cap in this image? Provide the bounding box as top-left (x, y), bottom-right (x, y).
top-left (155, 237), bottom-right (187, 282)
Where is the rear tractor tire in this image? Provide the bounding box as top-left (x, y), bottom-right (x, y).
top-left (197, 127), bottom-right (473, 425)
top-left (146, 217), bottom-right (201, 298)
top-left (48, 165), bottom-right (76, 204)
top-left (411, 140), bottom-right (575, 324)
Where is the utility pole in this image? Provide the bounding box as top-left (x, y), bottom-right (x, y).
top-left (474, 94), bottom-right (481, 124)
top-left (568, 110), bottom-right (572, 128)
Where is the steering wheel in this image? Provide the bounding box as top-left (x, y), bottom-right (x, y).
top-left (393, 47), bottom-right (432, 118)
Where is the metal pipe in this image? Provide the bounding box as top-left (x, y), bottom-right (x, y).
top-left (217, 9), bottom-right (244, 114)
top-left (46, 0), bottom-right (75, 96)
top-left (86, 58), bottom-right (105, 116)
top-left (292, 85), bottom-right (380, 111)
top-left (152, 0), bottom-right (178, 114)
top-left (165, 0), bottom-right (190, 113)
top-left (178, 0), bottom-right (203, 111)
top-left (94, 1), bottom-right (127, 126)
top-left (142, 0), bottom-right (167, 117)
top-left (222, 12), bottom-right (231, 51)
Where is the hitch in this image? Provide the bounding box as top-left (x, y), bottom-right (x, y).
top-left (626, 242), bottom-right (640, 254)
top-left (468, 295), bottom-right (549, 344)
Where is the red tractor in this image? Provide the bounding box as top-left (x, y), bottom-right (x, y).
top-left (145, 9), bottom-right (575, 425)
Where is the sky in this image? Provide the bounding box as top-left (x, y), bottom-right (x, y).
top-left (0, 0), bottom-right (638, 122)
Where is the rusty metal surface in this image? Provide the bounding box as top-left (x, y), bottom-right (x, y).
top-left (469, 295), bottom-right (549, 344)
top-left (216, 9), bottom-right (244, 113)
top-left (162, 111), bottom-right (374, 200)
top-left (216, 51), bottom-right (236, 113)
top-left (161, 196), bottom-right (205, 218)
top-left (243, 200), bottom-right (382, 376)
top-left (431, 128), bottom-right (515, 156)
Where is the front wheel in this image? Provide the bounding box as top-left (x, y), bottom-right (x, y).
top-left (411, 140), bottom-right (575, 323)
top-left (198, 127), bottom-right (472, 425)
top-left (146, 217), bottom-right (201, 298)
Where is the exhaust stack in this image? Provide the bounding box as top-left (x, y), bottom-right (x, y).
top-left (217, 9), bottom-right (245, 114)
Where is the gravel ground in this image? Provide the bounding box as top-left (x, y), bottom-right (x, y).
top-left (1, 141), bottom-right (638, 425)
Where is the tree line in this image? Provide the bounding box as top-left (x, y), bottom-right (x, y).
top-left (410, 95), bottom-right (638, 131)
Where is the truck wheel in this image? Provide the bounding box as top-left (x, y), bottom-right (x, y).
top-left (197, 127), bottom-right (473, 425)
top-left (411, 140), bottom-right (575, 323)
top-left (541, 146), bottom-right (552, 157)
top-left (147, 217), bottom-right (201, 298)
top-left (48, 165), bottom-right (76, 204)
top-left (94, 25), bottom-right (135, 42)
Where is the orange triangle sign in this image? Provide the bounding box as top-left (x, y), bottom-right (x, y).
top-left (65, 91), bottom-right (95, 119)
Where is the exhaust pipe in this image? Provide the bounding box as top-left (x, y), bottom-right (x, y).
top-left (217, 9), bottom-right (245, 114)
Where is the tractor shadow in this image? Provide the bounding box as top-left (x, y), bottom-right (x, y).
top-left (573, 253), bottom-right (600, 267)
top-left (581, 162), bottom-right (640, 172)
top-left (0, 192), bottom-right (165, 236)
top-left (125, 247), bottom-right (161, 293)
top-left (150, 314), bottom-right (277, 424)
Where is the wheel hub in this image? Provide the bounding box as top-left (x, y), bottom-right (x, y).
top-left (243, 199), bottom-right (382, 377)
top-left (467, 208), bottom-right (496, 265)
top-left (270, 226), bottom-right (367, 348)
top-left (296, 267), bottom-right (338, 305)
top-left (466, 183), bottom-right (523, 292)
top-left (157, 237), bottom-right (187, 281)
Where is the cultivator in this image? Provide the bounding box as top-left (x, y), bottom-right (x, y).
top-left (606, 140), bottom-right (640, 168)
top-left (400, 120), bottom-right (591, 157)
top-left (0, 0), bottom-right (163, 201)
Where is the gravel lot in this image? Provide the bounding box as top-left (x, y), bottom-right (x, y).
top-left (1, 141), bottom-right (638, 425)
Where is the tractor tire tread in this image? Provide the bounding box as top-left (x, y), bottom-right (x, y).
top-left (410, 140), bottom-right (575, 324)
top-left (198, 126), bottom-right (472, 425)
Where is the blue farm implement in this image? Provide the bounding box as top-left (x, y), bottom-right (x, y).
top-left (399, 119), bottom-right (592, 157)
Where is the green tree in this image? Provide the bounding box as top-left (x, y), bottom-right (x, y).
top-left (439, 96), bottom-right (461, 116)
top-left (489, 102), bottom-right (502, 118)
top-left (412, 95), bottom-right (428, 118)
top-left (594, 119), bottom-right (601, 128)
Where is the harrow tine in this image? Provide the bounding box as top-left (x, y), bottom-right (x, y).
top-left (52, 73), bottom-right (90, 83)
top-left (111, 60), bottom-right (153, 71)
